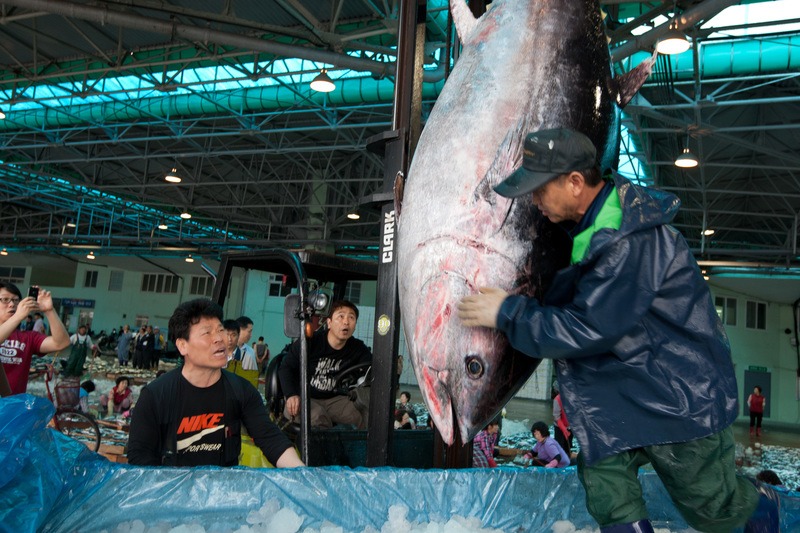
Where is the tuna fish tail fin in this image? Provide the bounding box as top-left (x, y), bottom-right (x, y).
top-left (611, 50), bottom-right (657, 109)
top-left (450, 0), bottom-right (479, 43)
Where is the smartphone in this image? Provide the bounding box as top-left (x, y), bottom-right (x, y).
top-left (28, 286), bottom-right (39, 300)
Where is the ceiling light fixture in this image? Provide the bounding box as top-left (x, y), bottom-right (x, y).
top-left (0, 248), bottom-right (7, 256)
top-left (180, 210), bottom-right (192, 220)
top-left (656, 23), bottom-right (691, 55)
top-left (66, 220), bottom-right (77, 228)
top-left (675, 132), bottom-right (699, 168)
top-left (0, 111), bottom-right (6, 120)
top-left (675, 147), bottom-right (699, 168)
top-left (86, 251), bottom-right (96, 260)
top-left (185, 254), bottom-right (195, 263)
top-left (346, 208), bottom-right (360, 220)
top-left (158, 223), bottom-right (169, 230)
top-left (61, 242), bottom-right (71, 247)
top-left (310, 69), bottom-right (335, 93)
top-left (165, 168), bottom-right (181, 183)
top-left (703, 228), bottom-right (715, 236)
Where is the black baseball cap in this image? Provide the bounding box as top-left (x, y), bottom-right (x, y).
top-left (494, 128), bottom-right (598, 198)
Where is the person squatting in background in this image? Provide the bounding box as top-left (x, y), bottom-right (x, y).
top-left (472, 419), bottom-right (500, 468)
top-left (524, 421), bottom-right (570, 468)
top-left (100, 376), bottom-right (134, 416)
top-left (78, 380), bottom-right (96, 413)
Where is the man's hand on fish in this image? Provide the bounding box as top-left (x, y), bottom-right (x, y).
top-left (457, 287), bottom-right (509, 328)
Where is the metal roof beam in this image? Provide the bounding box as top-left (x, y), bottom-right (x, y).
top-left (5, 0), bottom-right (405, 79)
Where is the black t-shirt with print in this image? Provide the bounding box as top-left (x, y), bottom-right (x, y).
top-left (176, 375), bottom-right (225, 466)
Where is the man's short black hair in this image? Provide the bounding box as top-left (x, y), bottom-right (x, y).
top-left (222, 319), bottom-right (240, 333)
top-left (0, 282), bottom-right (21, 298)
top-left (581, 166), bottom-right (603, 187)
top-left (236, 316), bottom-right (253, 329)
top-left (168, 298), bottom-right (223, 343)
top-left (329, 300), bottom-right (359, 320)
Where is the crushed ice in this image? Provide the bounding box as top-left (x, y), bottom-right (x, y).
top-left (103, 502), bottom-right (507, 533)
top-left (101, 501), bottom-right (704, 533)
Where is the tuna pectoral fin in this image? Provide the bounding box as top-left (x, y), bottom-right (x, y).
top-left (612, 50), bottom-right (657, 109)
top-left (477, 119), bottom-right (528, 202)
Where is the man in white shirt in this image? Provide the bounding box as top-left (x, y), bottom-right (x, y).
top-left (236, 316), bottom-right (258, 372)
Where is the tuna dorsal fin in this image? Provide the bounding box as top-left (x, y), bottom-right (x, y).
top-left (450, 0), bottom-right (479, 44)
top-left (611, 50), bottom-right (657, 109)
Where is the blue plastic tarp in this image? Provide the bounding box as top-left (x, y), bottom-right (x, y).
top-left (2, 395), bottom-right (799, 532)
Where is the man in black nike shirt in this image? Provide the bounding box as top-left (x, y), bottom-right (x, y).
top-left (127, 299), bottom-right (304, 468)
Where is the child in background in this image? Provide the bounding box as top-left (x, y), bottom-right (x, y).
top-left (78, 380), bottom-right (95, 413)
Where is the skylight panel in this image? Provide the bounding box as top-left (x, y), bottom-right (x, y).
top-left (625, 0), bottom-right (800, 38)
top-left (703, 0), bottom-right (800, 37)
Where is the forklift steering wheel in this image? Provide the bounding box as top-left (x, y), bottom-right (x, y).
top-left (331, 362), bottom-right (371, 395)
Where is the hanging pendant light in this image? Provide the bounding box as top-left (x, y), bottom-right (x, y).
top-left (310, 69), bottom-right (335, 93)
top-left (656, 22), bottom-right (691, 55)
top-left (165, 168), bottom-right (181, 183)
top-left (675, 132), bottom-right (699, 168)
top-left (674, 147), bottom-right (699, 168)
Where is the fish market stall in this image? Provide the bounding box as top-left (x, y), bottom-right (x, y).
top-left (3, 396), bottom-right (800, 532)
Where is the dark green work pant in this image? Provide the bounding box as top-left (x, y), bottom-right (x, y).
top-left (577, 427), bottom-right (759, 532)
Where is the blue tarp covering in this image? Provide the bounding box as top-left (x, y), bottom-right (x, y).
top-left (2, 395), bottom-right (799, 532)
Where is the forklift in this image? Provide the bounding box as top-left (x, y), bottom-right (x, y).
top-left (211, 248), bottom-right (434, 468)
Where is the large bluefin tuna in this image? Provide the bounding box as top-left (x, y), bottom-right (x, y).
top-left (397, 0), bottom-right (653, 445)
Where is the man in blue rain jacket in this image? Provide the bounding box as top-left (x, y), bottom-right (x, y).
top-left (457, 128), bottom-right (776, 533)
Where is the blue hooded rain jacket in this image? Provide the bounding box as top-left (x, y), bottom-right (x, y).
top-left (496, 175), bottom-right (739, 466)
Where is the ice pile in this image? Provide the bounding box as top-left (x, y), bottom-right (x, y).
top-left (104, 501), bottom-right (507, 533)
top-left (104, 501), bottom-right (701, 533)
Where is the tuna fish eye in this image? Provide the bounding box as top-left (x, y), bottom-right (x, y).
top-left (465, 356), bottom-right (484, 379)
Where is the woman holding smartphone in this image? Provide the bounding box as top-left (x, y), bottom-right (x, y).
top-left (0, 283), bottom-right (70, 396)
